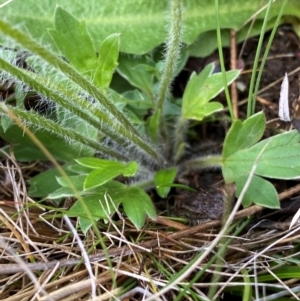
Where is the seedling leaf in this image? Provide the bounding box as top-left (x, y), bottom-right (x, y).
top-left (223, 111), bottom-right (266, 158)
top-left (94, 33), bottom-right (120, 88)
top-left (48, 6), bottom-right (97, 76)
top-left (28, 166), bottom-right (73, 198)
top-left (182, 67), bottom-right (240, 121)
top-left (122, 186), bottom-right (156, 229)
top-left (75, 158), bottom-right (138, 190)
top-left (223, 129), bottom-right (300, 208)
top-left (68, 193), bottom-right (120, 234)
top-left (154, 167), bottom-right (177, 197)
top-left (235, 175), bottom-right (279, 208)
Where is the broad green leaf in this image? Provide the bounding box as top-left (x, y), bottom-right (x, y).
top-left (68, 194), bottom-right (120, 220)
top-left (185, 102), bottom-right (223, 121)
top-left (224, 130), bottom-right (300, 182)
top-left (84, 168), bottom-right (125, 190)
top-left (48, 6), bottom-right (97, 76)
top-left (2, 0), bottom-right (299, 54)
top-left (117, 54), bottom-right (154, 96)
top-left (28, 166), bottom-right (74, 198)
top-left (67, 163), bottom-right (92, 174)
top-left (182, 64), bottom-right (214, 106)
top-left (76, 158), bottom-right (137, 175)
top-left (0, 124), bottom-right (94, 162)
top-left (122, 186), bottom-right (156, 229)
top-left (235, 175), bottom-right (279, 208)
top-left (94, 33), bottom-right (120, 88)
top-left (56, 174), bottom-right (86, 189)
top-left (187, 19), bottom-right (278, 58)
top-left (76, 158), bottom-right (138, 190)
top-left (222, 111), bottom-right (266, 158)
top-left (154, 167), bottom-right (177, 198)
top-left (182, 69), bottom-right (240, 121)
top-left (47, 187), bottom-right (75, 199)
top-left (67, 180), bottom-right (156, 232)
top-left (68, 192), bottom-right (121, 234)
top-left (78, 218), bottom-right (95, 235)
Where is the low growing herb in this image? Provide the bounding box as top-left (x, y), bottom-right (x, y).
top-left (0, 3), bottom-right (299, 234)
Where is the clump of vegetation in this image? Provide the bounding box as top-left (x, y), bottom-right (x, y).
top-left (0, 0), bottom-right (300, 300)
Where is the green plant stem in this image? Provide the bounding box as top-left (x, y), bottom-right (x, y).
top-left (180, 154), bottom-right (223, 170)
top-left (173, 116), bottom-right (187, 163)
top-left (215, 0), bottom-right (235, 121)
top-left (247, 0), bottom-right (273, 117)
top-left (251, 0), bottom-right (288, 115)
top-left (0, 58), bottom-right (162, 165)
top-left (0, 20), bottom-right (163, 165)
top-left (155, 0), bottom-right (182, 139)
top-left (0, 103), bottom-right (128, 161)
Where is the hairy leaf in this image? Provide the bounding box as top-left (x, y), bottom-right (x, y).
top-left (1, 0), bottom-right (299, 54)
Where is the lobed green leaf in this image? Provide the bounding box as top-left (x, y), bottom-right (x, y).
top-left (48, 6), bottom-right (97, 76)
top-left (222, 111), bottom-right (266, 159)
top-left (182, 67), bottom-right (240, 121)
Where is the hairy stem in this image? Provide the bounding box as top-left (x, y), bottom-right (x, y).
top-left (0, 103), bottom-right (128, 161)
top-left (155, 0), bottom-right (183, 140)
top-left (180, 155), bottom-right (223, 170)
top-left (0, 20), bottom-right (163, 165)
top-left (173, 116), bottom-right (187, 163)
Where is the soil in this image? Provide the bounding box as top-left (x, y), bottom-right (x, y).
top-left (1, 24), bottom-right (300, 301)
top-left (169, 24), bottom-right (300, 224)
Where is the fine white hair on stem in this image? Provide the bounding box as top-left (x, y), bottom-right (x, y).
top-left (278, 73), bottom-right (290, 122)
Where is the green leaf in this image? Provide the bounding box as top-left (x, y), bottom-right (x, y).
top-left (56, 174), bottom-right (86, 189)
top-left (224, 130), bottom-right (300, 181)
top-left (0, 124), bottom-right (94, 162)
top-left (84, 168), bottom-right (124, 190)
top-left (222, 111), bottom-right (266, 158)
top-left (182, 64), bottom-right (214, 105)
top-left (75, 158), bottom-right (138, 190)
top-left (48, 5), bottom-right (97, 76)
top-left (47, 187), bottom-right (75, 199)
top-left (154, 168), bottom-right (177, 198)
top-left (147, 109), bottom-right (160, 142)
top-left (28, 166), bottom-right (74, 198)
top-left (66, 180), bottom-right (155, 231)
top-left (46, 174), bottom-right (86, 199)
top-left (122, 186), bottom-right (156, 229)
top-left (1, 115), bottom-right (13, 132)
top-left (186, 19), bottom-right (278, 58)
top-left (235, 175), bottom-right (279, 208)
top-left (68, 191), bottom-right (122, 234)
top-left (223, 130), bottom-right (300, 208)
top-left (94, 33), bottom-right (120, 88)
top-left (76, 158), bottom-right (137, 175)
top-left (182, 67), bottom-right (240, 121)
top-left (117, 54), bottom-right (154, 96)
top-left (2, 0), bottom-right (299, 54)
